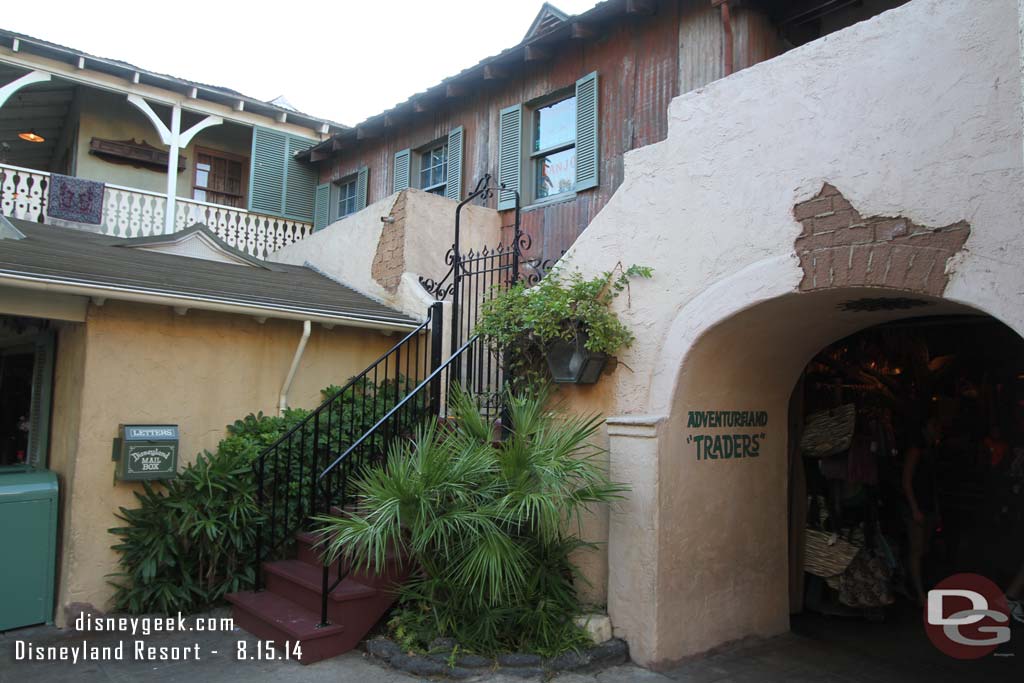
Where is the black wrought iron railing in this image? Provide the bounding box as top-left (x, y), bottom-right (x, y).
top-left (251, 174), bottom-right (525, 629)
top-left (420, 174), bottom-right (522, 420)
top-left (252, 302), bottom-right (443, 591)
top-left (311, 332), bottom-right (487, 624)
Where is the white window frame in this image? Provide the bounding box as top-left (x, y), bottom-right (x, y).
top-left (525, 89), bottom-right (577, 206)
top-left (416, 140), bottom-right (448, 196)
top-left (335, 175), bottom-right (359, 220)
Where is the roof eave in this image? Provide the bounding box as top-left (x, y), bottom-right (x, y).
top-left (0, 272), bottom-right (421, 332)
top-left (0, 29), bottom-right (350, 136)
top-left (301, 0), bottom-right (630, 161)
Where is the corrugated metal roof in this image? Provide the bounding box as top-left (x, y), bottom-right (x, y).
top-left (0, 218), bottom-right (417, 328)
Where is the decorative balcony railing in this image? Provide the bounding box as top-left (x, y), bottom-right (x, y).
top-left (0, 163), bottom-right (313, 259)
top-left (175, 198), bottom-right (314, 259)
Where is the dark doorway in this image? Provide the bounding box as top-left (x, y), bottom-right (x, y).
top-left (0, 347), bottom-right (35, 465)
top-left (0, 316), bottom-right (55, 468)
top-left (789, 314), bottom-right (1024, 679)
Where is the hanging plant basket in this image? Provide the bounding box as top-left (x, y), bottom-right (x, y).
top-left (545, 333), bottom-right (608, 384)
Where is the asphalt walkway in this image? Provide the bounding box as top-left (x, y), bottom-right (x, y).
top-left (1, 607), bottom-right (1020, 682)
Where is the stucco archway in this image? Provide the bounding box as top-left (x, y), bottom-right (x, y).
top-left (606, 277), bottom-right (1022, 668)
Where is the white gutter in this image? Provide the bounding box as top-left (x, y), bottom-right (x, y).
top-left (279, 320), bottom-right (311, 414)
top-left (0, 273), bottom-right (420, 332)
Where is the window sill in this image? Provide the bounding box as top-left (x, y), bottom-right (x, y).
top-left (521, 192), bottom-right (577, 213)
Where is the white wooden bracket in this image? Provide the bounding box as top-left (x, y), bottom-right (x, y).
top-left (0, 70), bottom-right (52, 109)
top-left (127, 95), bottom-right (223, 234)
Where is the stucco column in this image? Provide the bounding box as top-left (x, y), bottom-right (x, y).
top-left (605, 414), bottom-right (665, 667)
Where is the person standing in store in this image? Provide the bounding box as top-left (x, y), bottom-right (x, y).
top-left (903, 418), bottom-right (941, 607)
top-left (1006, 564), bottom-right (1024, 623)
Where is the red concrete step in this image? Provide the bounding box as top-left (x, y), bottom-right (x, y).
top-left (294, 531), bottom-right (406, 590)
top-left (264, 559), bottom-right (377, 617)
top-left (295, 530), bottom-right (338, 570)
top-left (226, 590), bottom-right (347, 665)
top-left (239, 557), bottom-right (406, 661)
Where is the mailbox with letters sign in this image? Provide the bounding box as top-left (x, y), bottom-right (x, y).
top-left (112, 425), bottom-right (179, 481)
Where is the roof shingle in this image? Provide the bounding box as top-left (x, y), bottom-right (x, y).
top-left (0, 219), bottom-right (417, 328)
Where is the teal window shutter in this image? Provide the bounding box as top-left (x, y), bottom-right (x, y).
top-left (249, 127), bottom-right (287, 215)
top-left (284, 135), bottom-right (318, 222)
top-left (356, 166), bottom-right (369, 211)
top-left (393, 149), bottom-right (410, 192)
top-left (445, 126), bottom-right (464, 201)
top-left (249, 128), bottom-right (317, 221)
top-left (497, 104), bottom-right (521, 210)
top-left (313, 183), bottom-right (330, 230)
top-left (575, 71), bottom-right (599, 191)
top-left (26, 332), bottom-right (55, 468)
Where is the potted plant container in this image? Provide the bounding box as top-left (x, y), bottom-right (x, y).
top-left (545, 332), bottom-right (608, 384)
top-left (475, 263), bottom-right (652, 389)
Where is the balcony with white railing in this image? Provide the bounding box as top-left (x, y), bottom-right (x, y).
top-left (0, 163), bottom-right (314, 259)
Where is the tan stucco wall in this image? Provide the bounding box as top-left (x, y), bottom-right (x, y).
top-left (551, 0), bottom-right (1024, 666)
top-left (51, 301), bottom-right (396, 622)
top-left (49, 320), bottom-right (88, 622)
top-left (271, 189), bottom-right (502, 320)
top-left (74, 89), bottom-right (252, 199)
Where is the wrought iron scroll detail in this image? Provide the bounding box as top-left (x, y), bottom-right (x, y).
top-left (419, 247), bottom-right (457, 299)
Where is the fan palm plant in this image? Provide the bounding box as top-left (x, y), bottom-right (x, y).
top-left (314, 386), bottom-right (626, 655)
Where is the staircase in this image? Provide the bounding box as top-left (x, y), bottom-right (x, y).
top-left (227, 175), bottom-right (521, 664)
top-left (225, 303), bottom-right (443, 664)
top-left (228, 530), bottom-right (408, 663)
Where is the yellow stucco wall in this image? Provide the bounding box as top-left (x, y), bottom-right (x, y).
top-left (49, 300), bottom-right (398, 622)
top-left (49, 320), bottom-right (88, 623)
top-left (73, 89), bottom-right (253, 200)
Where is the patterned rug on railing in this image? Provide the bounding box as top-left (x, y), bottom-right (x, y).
top-left (47, 174), bottom-right (105, 224)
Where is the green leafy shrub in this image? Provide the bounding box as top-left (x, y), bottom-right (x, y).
top-left (474, 263), bottom-right (652, 388)
top-left (108, 447), bottom-right (260, 614)
top-left (315, 386), bottom-right (627, 656)
top-left (108, 378), bottom-right (414, 615)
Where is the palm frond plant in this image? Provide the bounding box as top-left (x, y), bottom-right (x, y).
top-left (314, 386), bottom-right (627, 656)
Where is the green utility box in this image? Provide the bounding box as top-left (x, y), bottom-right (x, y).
top-left (113, 425), bottom-right (179, 481)
top-left (0, 466), bottom-right (58, 630)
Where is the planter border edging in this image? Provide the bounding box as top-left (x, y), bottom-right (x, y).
top-left (364, 635), bottom-right (629, 679)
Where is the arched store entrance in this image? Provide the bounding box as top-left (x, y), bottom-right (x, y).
top-left (787, 312), bottom-right (1024, 674)
top-left (616, 284), bottom-right (1024, 669)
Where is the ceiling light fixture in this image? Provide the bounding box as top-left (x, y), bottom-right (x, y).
top-left (18, 129), bottom-right (45, 143)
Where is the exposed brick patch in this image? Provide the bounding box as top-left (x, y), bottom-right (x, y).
top-left (371, 191), bottom-right (407, 293)
top-left (794, 184), bottom-right (969, 296)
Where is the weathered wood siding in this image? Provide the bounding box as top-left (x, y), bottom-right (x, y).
top-left (319, 0), bottom-right (779, 266)
top-left (678, 1), bottom-right (780, 94)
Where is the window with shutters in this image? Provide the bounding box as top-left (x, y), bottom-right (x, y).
top-left (193, 147), bottom-right (247, 208)
top-left (530, 95), bottom-right (576, 202)
top-left (497, 72), bottom-right (598, 211)
top-left (321, 167), bottom-right (368, 226)
top-left (418, 142), bottom-right (448, 196)
top-left (394, 127), bottom-right (462, 200)
top-left (337, 176), bottom-right (358, 218)
top-left (248, 127), bottom-right (318, 222)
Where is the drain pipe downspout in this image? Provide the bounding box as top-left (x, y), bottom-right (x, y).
top-left (713, 0), bottom-right (734, 77)
top-left (279, 320), bottom-right (312, 413)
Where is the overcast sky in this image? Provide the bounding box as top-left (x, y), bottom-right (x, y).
top-left (5, 0), bottom-right (598, 125)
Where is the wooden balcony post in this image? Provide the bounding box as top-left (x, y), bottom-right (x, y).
top-left (165, 104), bottom-right (182, 234)
top-left (126, 96), bottom-right (222, 234)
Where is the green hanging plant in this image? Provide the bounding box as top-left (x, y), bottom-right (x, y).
top-left (474, 262), bottom-right (652, 386)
